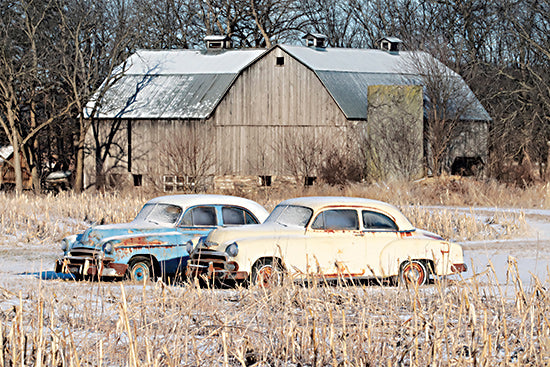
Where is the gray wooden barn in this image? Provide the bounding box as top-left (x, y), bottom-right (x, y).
top-left (84, 35), bottom-right (490, 191)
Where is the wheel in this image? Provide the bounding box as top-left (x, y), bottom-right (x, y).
top-left (399, 260), bottom-right (428, 287)
top-left (251, 259), bottom-right (283, 287)
top-left (128, 258), bottom-right (153, 282)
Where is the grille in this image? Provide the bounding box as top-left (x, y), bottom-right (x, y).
top-left (189, 248), bottom-right (228, 271)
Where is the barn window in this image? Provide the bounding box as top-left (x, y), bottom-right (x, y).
top-left (163, 175), bottom-right (185, 192)
top-left (276, 57), bottom-right (284, 66)
top-left (304, 176), bottom-right (316, 186)
top-left (133, 174), bottom-right (142, 187)
top-left (259, 175), bottom-right (272, 186)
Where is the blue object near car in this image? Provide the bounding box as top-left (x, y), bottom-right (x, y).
top-left (54, 194), bottom-right (269, 282)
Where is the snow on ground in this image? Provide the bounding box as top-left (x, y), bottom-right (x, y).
top-left (420, 206), bottom-right (550, 287)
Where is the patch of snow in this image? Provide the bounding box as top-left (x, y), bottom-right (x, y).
top-left (125, 49), bottom-right (265, 75)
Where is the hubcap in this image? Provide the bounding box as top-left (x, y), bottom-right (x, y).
top-left (403, 263), bottom-right (425, 285)
top-left (132, 263), bottom-right (149, 282)
top-left (256, 265), bottom-right (279, 287)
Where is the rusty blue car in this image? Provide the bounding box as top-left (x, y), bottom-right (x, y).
top-left (54, 194), bottom-right (269, 282)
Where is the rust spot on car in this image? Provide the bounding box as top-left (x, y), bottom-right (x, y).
top-left (119, 237), bottom-right (166, 247)
top-left (108, 262), bottom-right (128, 276)
top-left (322, 270), bottom-right (366, 278)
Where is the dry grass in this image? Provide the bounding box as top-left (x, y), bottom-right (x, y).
top-left (0, 266), bottom-right (549, 366)
top-left (247, 176), bottom-right (550, 210)
top-left (0, 191), bottom-right (146, 246)
top-left (0, 177), bottom-right (533, 246)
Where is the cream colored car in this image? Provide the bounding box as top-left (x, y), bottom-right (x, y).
top-left (187, 197), bottom-right (466, 286)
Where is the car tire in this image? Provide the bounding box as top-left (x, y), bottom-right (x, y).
top-left (251, 258), bottom-right (283, 287)
top-left (128, 258), bottom-right (153, 283)
top-left (399, 260), bottom-right (428, 287)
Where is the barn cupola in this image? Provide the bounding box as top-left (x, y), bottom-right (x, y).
top-left (204, 35), bottom-right (231, 50)
top-left (378, 37), bottom-right (403, 53)
top-left (303, 33), bottom-right (328, 49)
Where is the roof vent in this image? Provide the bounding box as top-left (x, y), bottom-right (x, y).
top-left (378, 37), bottom-right (403, 53)
top-left (302, 33), bottom-right (328, 49)
top-left (204, 35), bottom-right (231, 50)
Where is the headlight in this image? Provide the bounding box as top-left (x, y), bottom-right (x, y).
top-left (225, 243), bottom-right (239, 257)
top-left (185, 240), bottom-right (194, 254)
top-left (103, 242), bottom-right (114, 255)
top-left (60, 234), bottom-right (77, 252)
top-left (61, 238), bottom-right (69, 252)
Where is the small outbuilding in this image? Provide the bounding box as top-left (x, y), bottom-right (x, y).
top-left (0, 146), bottom-right (32, 190)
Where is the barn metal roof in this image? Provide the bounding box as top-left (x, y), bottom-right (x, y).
top-left (86, 74), bottom-right (237, 119)
top-left (87, 46), bottom-right (490, 122)
top-left (84, 49), bottom-right (264, 119)
top-left (280, 45), bottom-right (490, 121)
top-left (0, 145), bottom-right (13, 163)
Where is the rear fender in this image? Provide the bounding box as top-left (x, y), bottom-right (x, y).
top-left (379, 239), bottom-right (454, 277)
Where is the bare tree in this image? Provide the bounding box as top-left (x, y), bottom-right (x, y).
top-left (299, 0), bottom-right (361, 47)
top-left (158, 126), bottom-right (216, 192)
top-left (402, 51), bottom-right (478, 176)
top-left (281, 129), bottom-right (327, 186)
top-left (56, 0), bottom-right (133, 192)
top-left (0, 0), bottom-right (74, 193)
top-left (247, 0), bottom-right (307, 47)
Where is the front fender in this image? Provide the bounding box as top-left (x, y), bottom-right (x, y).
top-left (228, 237), bottom-right (292, 274)
top-left (105, 232), bottom-right (191, 270)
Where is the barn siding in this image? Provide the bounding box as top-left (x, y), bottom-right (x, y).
top-left (210, 48), bottom-right (352, 176)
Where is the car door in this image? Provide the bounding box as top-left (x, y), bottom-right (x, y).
top-left (305, 209), bottom-right (364, 277)
top-left (361, 210), bottom-right (401, 277)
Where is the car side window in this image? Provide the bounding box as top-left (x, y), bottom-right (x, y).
top-left (222, 206), bottom-right (260, 225)
top-left (362, 211), bottom-right (398, 231)
top-left (311, 209), bottom-right (359, 230)
top-left (245, 212), bottom-right (258, 224)
top-left (181, 206), bottom-right (217, 226)
top-left (223, 207), bottom-right (243, 225)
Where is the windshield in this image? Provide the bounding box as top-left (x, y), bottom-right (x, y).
top-left (134, 203), bottom-right (183, 225)
top-left (264, 205), bottom-right (313, 227)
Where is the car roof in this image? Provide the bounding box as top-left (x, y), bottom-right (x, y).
top-left (145, 194), bottom-right (269, 222)
top-left (277, 196), bottom-right (415, 231)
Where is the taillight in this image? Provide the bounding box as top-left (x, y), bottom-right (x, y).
top-left (451, 263), bottom-right (467, 273)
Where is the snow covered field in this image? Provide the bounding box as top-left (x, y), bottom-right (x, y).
top-left (0, 202), bottom-right (548, 365)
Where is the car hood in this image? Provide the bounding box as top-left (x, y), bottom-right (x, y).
top-left (75, 221), bottom-right (174, 248)
top-left (206, 222), bottom-right (305, 247)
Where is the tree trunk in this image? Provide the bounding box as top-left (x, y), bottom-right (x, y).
top-left (13, 139), bottom-right (23, 195)
top-left (74, 116), bottom-right (87, 192)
